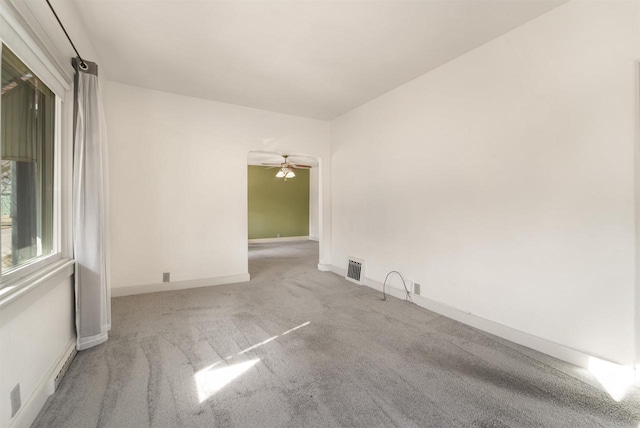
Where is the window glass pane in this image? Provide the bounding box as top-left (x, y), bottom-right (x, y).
top-left (1, 44), bottom-right (55, 272)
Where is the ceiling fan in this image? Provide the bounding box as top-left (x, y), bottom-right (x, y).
top-left (262, 155), bottom-right (312, 181)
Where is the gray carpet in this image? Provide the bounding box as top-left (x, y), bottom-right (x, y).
top-left (33, 241), bottom-right (640, 427)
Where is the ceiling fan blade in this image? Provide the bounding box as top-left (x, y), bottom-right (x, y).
top-left (291, 164), bottom-right (312, 169)
top-left (262, 163), bottom-right (283, 167)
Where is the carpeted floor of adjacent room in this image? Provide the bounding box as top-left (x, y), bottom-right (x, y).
top-left (33, 241), bottom-right (640, 427)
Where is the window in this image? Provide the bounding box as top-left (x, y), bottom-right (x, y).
top-left (1, 44), bottom-right (56, 280)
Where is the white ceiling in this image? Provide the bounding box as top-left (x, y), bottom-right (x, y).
top-left (70, 0), bottom-right (564, 120)
top-left (247, 151), bottom-right (319, 168)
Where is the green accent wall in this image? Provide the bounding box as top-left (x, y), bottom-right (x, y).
top-left (248, 166), bottom-right (309, 239)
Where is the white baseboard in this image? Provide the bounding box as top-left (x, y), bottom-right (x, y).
top-left (308, 236), bottom-right (319, 242)
top-left (9, 337), bottom-right (76, 428)
top-left (317, 263), bottom-right (331, 272)
top-left (324, 264), bottom-right (345, 276)
top-left (324, 264), bottom-right (609, 371)
top-left (111, 273), bottom-right (251, 297)
top-left (248, 236), bottom-right (309, 243)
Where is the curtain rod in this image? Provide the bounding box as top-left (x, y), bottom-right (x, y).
top-left (45, 0), bottom-right (88, 70)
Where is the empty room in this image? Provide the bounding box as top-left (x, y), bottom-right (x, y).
top-left (1, 0), bottom-right (639, 427)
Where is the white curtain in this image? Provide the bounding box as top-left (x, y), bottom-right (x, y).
top-left (73, 60), bottom-right (111, 350)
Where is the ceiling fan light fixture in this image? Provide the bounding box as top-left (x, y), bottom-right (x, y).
top-left (276, 166), bottom-right (296, 180)
top-left (271, 155), bottom-right (302, 180)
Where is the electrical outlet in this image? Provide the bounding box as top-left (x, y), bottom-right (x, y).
top-left (162, 272), bottom-right (170, 283)
top-left (10, 383), bottom-right (20, 417)
top-left (414, 283), bottom-right (421, 295)
top-left (277, 233), bottom-right (281, 238)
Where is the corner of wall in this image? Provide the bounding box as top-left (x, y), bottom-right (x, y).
top-left (634, 58), bottom-right (640, 369)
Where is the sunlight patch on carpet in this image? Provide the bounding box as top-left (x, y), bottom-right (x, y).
top-left (588, 357), bottom-right (636, 402)
top-left (195, 359), bottom-right (260, 402)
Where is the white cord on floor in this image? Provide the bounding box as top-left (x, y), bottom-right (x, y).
top-left (382, 270), bottom-right (413, 303)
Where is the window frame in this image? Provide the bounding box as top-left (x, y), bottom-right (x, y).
top-left (0, 43), bottom-right (62, 287)
top-left (0, 2), bottom-right (73, 297)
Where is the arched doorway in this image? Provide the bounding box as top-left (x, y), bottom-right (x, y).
top-left (247, 151), bottom-right (322, 279)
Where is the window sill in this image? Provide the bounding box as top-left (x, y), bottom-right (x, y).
top-left (0, 258), bottom-right (75, 309)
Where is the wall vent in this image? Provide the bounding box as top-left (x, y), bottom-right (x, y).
top-left (54, 348), bottom-right (77, 391)
top-left (345, 257), bottom-right (365, 285)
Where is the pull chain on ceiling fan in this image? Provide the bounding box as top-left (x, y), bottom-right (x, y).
top-left (262, 155), bottom-right (312, 181)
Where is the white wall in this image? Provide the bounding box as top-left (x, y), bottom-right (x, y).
top-left (0, 1), bottom-right (105, 426)
top-left (309, 167), bottom-right (320, 240)
top-left (331, 1), bottom-right (639, 365)
top-left (105, 82), bottom-right (331, 293)
top-left (0, 274), bottom-right (75, 428)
